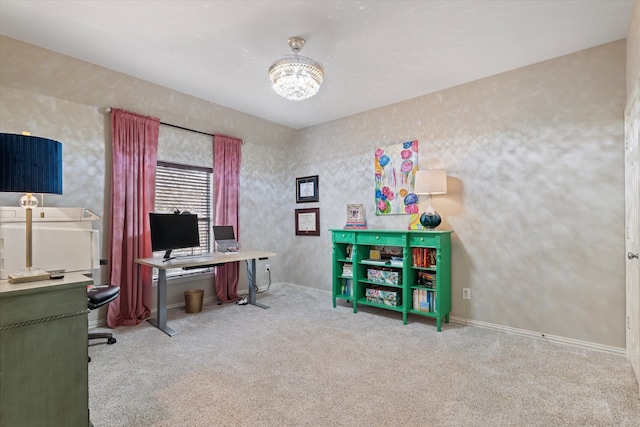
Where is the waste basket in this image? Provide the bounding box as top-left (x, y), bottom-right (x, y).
top-left (184, 289), bottom-right (204, 313)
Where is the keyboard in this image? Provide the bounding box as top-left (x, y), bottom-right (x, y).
top-left (182, 264), bottom-right (216, 270)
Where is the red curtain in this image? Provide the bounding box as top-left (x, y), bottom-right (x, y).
top-left (107, 109), bottom-right (159, 327)
top-left (213, 134), bottom-right (242, 302)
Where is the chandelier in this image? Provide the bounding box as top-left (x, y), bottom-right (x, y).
top-left (268, 36), bottom-right (324, 101)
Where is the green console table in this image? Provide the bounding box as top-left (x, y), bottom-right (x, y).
top-left (331, 229), bottom-right (452, 331)
top-left (0, 272), bottom-right (91, 427)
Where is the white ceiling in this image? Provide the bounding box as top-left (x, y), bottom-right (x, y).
top-left (0, 1), bottom-right (634, 129)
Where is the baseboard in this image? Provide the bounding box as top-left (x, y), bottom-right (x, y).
top-left (282, 282), bottom-right (331, 296)
top-left (449, 315), bottom-right (626, 357)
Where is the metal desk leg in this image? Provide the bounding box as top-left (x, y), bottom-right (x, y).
top-left (146, 269), bottom-right (178, 336)
top-left (248, 258), bottom-right (269, 309)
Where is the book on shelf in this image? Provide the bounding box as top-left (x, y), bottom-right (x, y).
top-left (363, 259), bottom-right (403, 267)
top-left (417, 271), bottom-right (436, 288)
top-left (342, 278), bottom-right (353, 297)
top-left (413, 288), bottom-right (437, 312)
top-left (412, 247), bottom-right (437, 268)
top-left (342, 263), bottom-right (353, 277)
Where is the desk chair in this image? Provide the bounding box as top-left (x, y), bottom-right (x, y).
top-left (88, 285), bottom-right (119, 345)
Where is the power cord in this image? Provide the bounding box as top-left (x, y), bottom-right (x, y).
top-left (237, 261), bottom-right (272, 303)
top-left (245, 260), bottom-right (269, 293)
top-left (257, 266), bottom-right (272, 294)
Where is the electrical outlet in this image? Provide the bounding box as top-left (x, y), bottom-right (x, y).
top-left (462, 288), bottom-right (471, 300)
top-left (265, 263), bottom-right (270, 272)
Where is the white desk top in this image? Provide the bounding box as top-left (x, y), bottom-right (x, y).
top-left (0, 271), bottom-right (93, 296)
top-left (135, 249), bottom-right (277, 270)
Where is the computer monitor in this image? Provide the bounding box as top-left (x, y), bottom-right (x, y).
top-left (149, 213), bottom-right (200, 260)
top-left (213, 225), bottom-right (241, 252)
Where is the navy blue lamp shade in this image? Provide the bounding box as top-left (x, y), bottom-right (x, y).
top-left (0, 133), bottom-right (63, 194)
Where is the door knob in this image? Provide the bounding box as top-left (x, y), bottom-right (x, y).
top-left (629, 252), bottom-right (639, 260)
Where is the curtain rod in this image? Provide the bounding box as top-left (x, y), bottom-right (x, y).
top-left (160, 121), bottom-right (213, 137)
top-left (101, 107), bottom-right (244, 144)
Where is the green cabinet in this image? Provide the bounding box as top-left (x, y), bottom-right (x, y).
top-left (0, 273), bottom-right (91, 427)
top-left (331, 229), bottom-right (452, 331)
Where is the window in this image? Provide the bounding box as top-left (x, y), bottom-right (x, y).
top-left (154, 161), bottom-right (213, 276)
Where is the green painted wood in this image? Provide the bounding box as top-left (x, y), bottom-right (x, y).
top-left (0, 274), bottom-right (91, 427)
top-left (330, 229), bottom-right (453, 331)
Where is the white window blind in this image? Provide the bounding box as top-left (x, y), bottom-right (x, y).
top-left (154, 161), bottom-right (213, 276)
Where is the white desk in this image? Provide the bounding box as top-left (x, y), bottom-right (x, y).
top-left (135, 250), bottom-right (276, 336)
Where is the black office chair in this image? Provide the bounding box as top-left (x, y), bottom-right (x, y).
top-left (88, 285), bottom-right (120, 345)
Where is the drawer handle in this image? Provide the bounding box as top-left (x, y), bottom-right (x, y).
top-left (376, 236), bottom-right (380, 240)
top-left (342, 234), bottom-right (346, 238)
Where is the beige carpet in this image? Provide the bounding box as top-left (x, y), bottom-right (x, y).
top-left (89, 284), bottom-right (640, 426)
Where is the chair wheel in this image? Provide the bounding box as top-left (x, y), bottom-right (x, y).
top-left (107, 337), bottom-right (117, 344)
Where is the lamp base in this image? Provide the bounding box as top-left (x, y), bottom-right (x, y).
top-left (420, 211), bottom-right (442, 229)
top-left (8, 268), bottom-right (51, 284)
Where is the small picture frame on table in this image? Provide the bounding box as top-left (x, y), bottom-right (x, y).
top-left (344, 204), bottom-right (367, 229)
top-left (296, 175), bottom-right (319, 203)
top-left (295, 208), bottom-right (320, 236)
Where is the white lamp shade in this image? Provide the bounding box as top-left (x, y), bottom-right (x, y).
top-left (414, 169), bottom-right (447, 195)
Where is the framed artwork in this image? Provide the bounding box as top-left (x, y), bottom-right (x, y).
top-left (374, 140), bottom-right (419, 216)
top-left (346, 204), bottom-right (364, 224)
top-left (295, 208), bottom-right (320, 236)
top-left (296, 175), bottom-right (319, 203)
top-left (344, 204), bottom-right (367, 229)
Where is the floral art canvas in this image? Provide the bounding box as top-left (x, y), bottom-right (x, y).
top-left (374, 140), bottom-right (419, 218)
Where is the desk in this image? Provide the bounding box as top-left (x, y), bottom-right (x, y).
top-left (135, 250), bottom-right (276, 336)
top-left (0, 272), bottom-right (91, 427)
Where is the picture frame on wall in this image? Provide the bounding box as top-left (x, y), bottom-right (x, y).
top-left (296, 175), bottom-right (319, 203)
top-left (295, 208), bottom-right (320, 236)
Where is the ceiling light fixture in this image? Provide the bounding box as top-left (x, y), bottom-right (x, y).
top-left (268, 36), bottom-right (324, 101)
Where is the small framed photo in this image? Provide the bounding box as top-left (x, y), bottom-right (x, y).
top-left (344, 204), bottom-right (367, 229)
top-left (296, 175), bottom-right (319, 203)
top-left (346, 204), bottom-right (365, 224)
top-left (295, 208), bottom-right (320, 236)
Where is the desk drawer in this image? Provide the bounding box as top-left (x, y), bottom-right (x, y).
top-left (356, 232), bottom-right (407, 246)
top-left (0, 284), bottom-right (87, 326)
top-left (409, 233), bottom-right (441, 248)
top-left (332, 230), bottom-right (356, 243)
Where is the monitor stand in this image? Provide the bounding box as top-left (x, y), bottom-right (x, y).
top-left (162, 249), bottom-right (175, 262)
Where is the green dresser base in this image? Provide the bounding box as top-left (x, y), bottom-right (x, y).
top-left (1, 273), bottom-right (92, 427)
top-left (331, 229), bottom-right (452, 331)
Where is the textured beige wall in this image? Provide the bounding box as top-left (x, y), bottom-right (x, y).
top-left (288, 41), bottom-right (627, 349)
top-left (0, 35), bottom-right (628, 348)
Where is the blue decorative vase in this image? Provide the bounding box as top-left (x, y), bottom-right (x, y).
top-left (420, 212), bottom-right (441, 229)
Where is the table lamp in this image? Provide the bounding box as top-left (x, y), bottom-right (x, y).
top-left (0, 132), bottom-right (63, 283)
top-left (414, 169), bottom-right (447, 229)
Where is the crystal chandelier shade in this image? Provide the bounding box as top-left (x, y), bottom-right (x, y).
top-left (268, 36), bottom-right (324, 101)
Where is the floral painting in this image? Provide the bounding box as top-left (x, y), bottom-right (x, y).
top-left (374, 140), bottom-right (419, 217)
